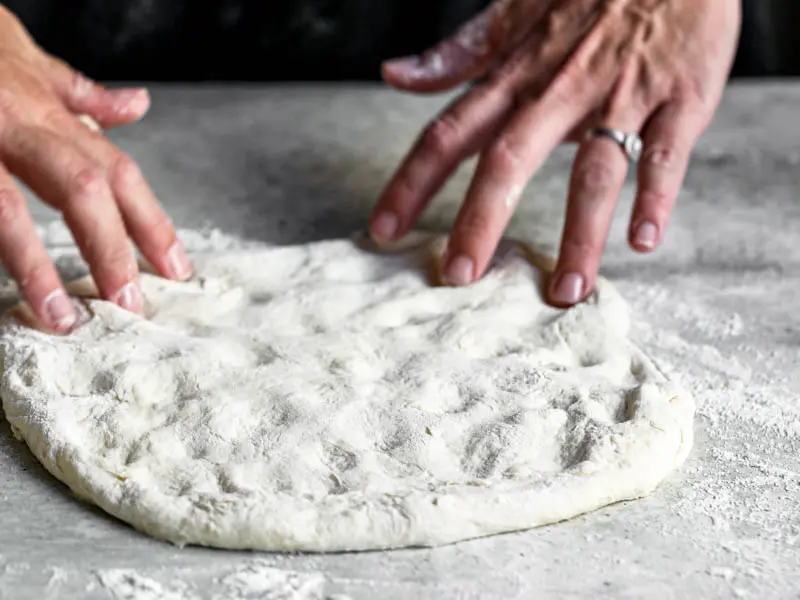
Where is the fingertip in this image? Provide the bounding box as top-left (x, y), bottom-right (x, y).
top-left (165, 240), bottom-right (193, 281)
top-left (382, 57), bottom-right (418, 90)
top-left (369, 211), bottom-right (399, 244)
top-left (442, 253), bottom-right (475, 287)
top-left (628, 220), bottom-right (661, 253)
top-left (41, 288), bottom-right (78, 333)
top-left (85, 88), bottom-right (151, 128)
top-left (381, 54), bottom-right (461, 94)
top-left (108, 87), bottom-right (151, 121)
top-left (112, 280), bottom-right (143, 315)
top-left (382, 56), bottom-right (421, 79)
top-left (548, 271), bottom-right (586, 308)
top-left (130, 88), bottom-right (151, 116)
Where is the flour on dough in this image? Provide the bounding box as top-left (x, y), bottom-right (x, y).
top-left (0, 232), bottom-right (693, 551)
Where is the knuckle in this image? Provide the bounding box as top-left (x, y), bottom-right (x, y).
top-left (573, 161), bottom-right (617, 196)
top-left (485, 139), bottom-right (522, 176)
top-left (70, 168), bottom-right (108, 201)
top-left (543, 9), bottom-right (568, 39)
top-left (491, 51), bottom-right (528, 87)
top-left (0, 187), bottom-right (23, 223)
top-left (111, 153), bottom-right (142, 188)
top-left (420, 116), bottom-right (460, 156)
top-left (642, 145), bottom-right (683, 170)
top-left (675, 85), bottom-right (715, 118)
top-left (550, 69), bottom-right (587, 106)
top-left (548, 47), bottom-right (598, 105)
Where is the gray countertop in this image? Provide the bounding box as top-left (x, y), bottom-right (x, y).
top-left (1, 82), bottom-right (799, 599)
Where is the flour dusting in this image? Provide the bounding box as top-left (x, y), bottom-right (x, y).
top-left (46, 566), bottom-right (69, 594)
top-left (96, 569), bottom-right (197, 600)
top-left (214, 561), bottom-right (330, 600)
top-left (616, 274), bottom-right (800, 587)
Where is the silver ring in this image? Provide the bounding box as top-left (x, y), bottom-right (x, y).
top-left (77, 114), bottom-right (102, 133)
top-left (586, 128), bottom-right (643, 163)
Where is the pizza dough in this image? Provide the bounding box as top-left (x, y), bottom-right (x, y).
top-left (0, 233), bottom-right (693, 551)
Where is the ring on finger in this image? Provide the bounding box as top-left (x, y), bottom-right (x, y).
top-left (76, 114), bottom-right (102, 133)
top-left (585, 127), bottom-right (643, 163)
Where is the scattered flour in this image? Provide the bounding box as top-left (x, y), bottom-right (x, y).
top-left (46, 567), bottom-right (69, 596)
top-left (96, 570), bottom-right (198, 600)
top-left (213, 561), bottom-right (340, 600)
top-left (617, 275), bottom-right (800, 586)
top-left (4, 221), bottom-right (800, 595)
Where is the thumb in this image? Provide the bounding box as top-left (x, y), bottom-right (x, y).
top-left (382, 8), bottom-right (501, 94)
top-left (382, 0), bottom-right (536, 94)
top-left (43, 56), bottom-right (150, 128)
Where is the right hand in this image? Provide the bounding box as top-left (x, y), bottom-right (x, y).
top-left (372, 0), bottom-right (739, 307)
top-left (0, 6), bottom-right (192, 333)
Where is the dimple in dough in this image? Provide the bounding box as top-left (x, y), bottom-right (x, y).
top-left (0, 232), bottom-right (693, 551)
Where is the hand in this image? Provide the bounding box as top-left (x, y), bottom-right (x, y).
top-left (0, 6), bottom-right (192, 332)
top-left (370, 0), bottom-right (740, 305)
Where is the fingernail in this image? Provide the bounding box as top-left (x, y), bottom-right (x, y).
top-left (383, 55), bottom-right (421, 72)
top-left (114, 282), bottom-right (142, 314)
top-left (551, 272), bottom-right (584, 305)
top-left (443, 254), bottom-right (474, 286)
top-left (112, 88), bottom-right (150, 116)
top-left (166, 240), bottom-right (193, 280)
top-left (370, 212), bottom-right (398, 242)
top-left (632, 221), bottom-right (659, 250)
top-left (384, 54), bottom-right (444, 79)
top-left (43, 289), bottom-right (77, 333)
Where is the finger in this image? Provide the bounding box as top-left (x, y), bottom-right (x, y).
top-left (1, 126), bottom-right (143, 312)
top-left (43, 57), bottom-right (150, 128)
top-left (0, 164), bottom-right (76, 332)
top-left (564, 108), bottom-right (602, 143)
top-left (548, 133), bottom-right (634, 307)
top-left (382, 0), bottom-right (543, 93)
top-left (110, 154), bottom-right (192, 281)
top-left (48, 114), bottom-right (192, 281)
top-left (549, 51), bottom-right (650, 306)
top-left (370, 83), bottom-right (514, 243)
top-left (437, 5), bottom-right (626, 288)
top-left (629, 102), bottom-right (709, 253)
top-left (440, 74), bottom-right (597, 286)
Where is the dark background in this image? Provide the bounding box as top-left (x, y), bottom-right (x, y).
top-left (6, 0), bottom-right (800, 81)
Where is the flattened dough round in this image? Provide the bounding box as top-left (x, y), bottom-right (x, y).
top-left (0, 233), bottom-right (693, 551)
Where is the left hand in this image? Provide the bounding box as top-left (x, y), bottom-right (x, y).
top-left (369, 0), bottom-right (741, 305)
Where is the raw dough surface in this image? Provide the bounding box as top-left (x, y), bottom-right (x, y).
top-left (0, 233), bottom-right (693, 551)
